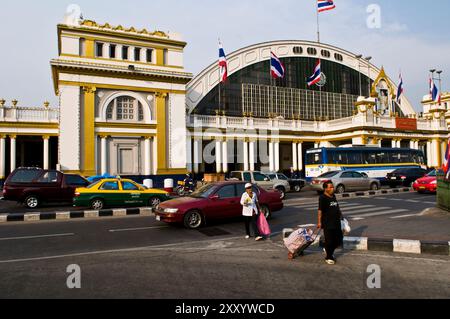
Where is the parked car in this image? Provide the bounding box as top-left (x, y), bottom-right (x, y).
top-left (266, 172), bottom-right (306, 193)
top-left (413, 169), bottom-right (439, 193)
top-left (229, 171), bottom-right (290, 199)
top-left (2, 168), bottom-right (90, 208)
top-left (387, 168), bottom-right (428, 188)
top-left (154, 181), bottom-right (284, 229)
top-left (73, 178), bottom-right (171, 210)
top-left (310, 170), bottom-right (381, 194)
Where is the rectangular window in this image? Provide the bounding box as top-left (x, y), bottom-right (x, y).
top-left (122, 46), bottom-right (129, 60)
top-left (109, 45), bottom-right (116, 58)
top-left (134, 48), bottom-right (141, 61)
top-left (146, 49), bottom-right (153, 63)
top-left (163, 49), bottom-right (168, 65)
top-left (96, 43), bottom-right (104, 57)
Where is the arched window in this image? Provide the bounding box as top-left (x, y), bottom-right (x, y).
top-left (106, 96), bottom-right (145, 122)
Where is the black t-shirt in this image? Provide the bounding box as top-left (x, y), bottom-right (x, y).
top-left (319, 194), bottom-right (342, 230)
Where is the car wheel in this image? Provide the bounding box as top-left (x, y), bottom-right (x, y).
top-left (176, 187), bottom-right (185, 196)
top-left (90, 198), bottom-right (104, 210)
top-left (183, 210), bottom-right (203, 229)
top-left (260, 205), bottom-right (272, 220)
top-left (294, 185), bottom-right (302, 192)
top-left (276, 187), bottom-right (286, 200)
top-left (370, 183), bottom-right (379, 191)
top-left (24, 195), bottom-right (39, 209)
top-left (336, 185), bottom-right (345, 194)
top-left (149, 197), bottom-right (161, 208)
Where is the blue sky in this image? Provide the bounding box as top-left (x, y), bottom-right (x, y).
top-left (0, 0), bottom-right (449, 111)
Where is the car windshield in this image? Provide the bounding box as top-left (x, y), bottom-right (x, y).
top-left (190, 184), bottom-right (217, 198)
top-left (87, 180), bottom-right (102, 189)
top-left (318, 171), bottom-right (339, 178)
top-left (427, 170), bottom-right (437, 177)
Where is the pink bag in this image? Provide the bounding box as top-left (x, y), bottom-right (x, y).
top-left (257, 212), bottom-right (271, 236)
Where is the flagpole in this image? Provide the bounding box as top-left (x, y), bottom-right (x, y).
top-left (218, 39), bottom-right (222, 115)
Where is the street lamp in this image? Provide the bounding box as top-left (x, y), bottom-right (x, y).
top-left (365, 56), bottom-right (372, 95)
top-left (356, 54), bottom-right (363, 96)
top-left (437, 70), bottom-right (443, 94)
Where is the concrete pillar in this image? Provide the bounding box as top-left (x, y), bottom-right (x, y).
top-left (222, 140), bottom-right (228, 173)
top-left (426, 140), bottom-right (432, 168)
top-left (434, 139), bottom-right (442, 167)
top-left (298, 142), bottom-right (303, 172)
top-left (392, 139), bottom-right (398, 149)
top-left (243, 140), bottom-right (249, 171)
top-left (0, 136), bottom-right (5, 179)
top-left (10, 135), bottom-right (16, 172)
top-left (43, 136), bottom-right (50, 170)
top-left (269, 141), bottom-right (274, 172)
top-left (216, 139), bottom-right (222, 173)
top-left (249, 140), bottom-right (255, 172)
top-left (410, 140), bottom-right (415, 150)
top-left (152, 136), bottom-right (158, 175)
top-left (144, 137), bottom-right (151, 176)
top-left (397, 139), bottom-right (402, 149)
top-left (292, 142), bottom-right (298, 171)
top-left (100, 136), bottom-right (108, 175)
top-left (186, 137), bottom-right (192, 173)
top-left (193, 138), bottom-right (200, 174)
top-left (274, 141), bottom-right (280, 172)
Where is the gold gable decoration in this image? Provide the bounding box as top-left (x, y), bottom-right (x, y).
top-left (370, 67), bottom-right (396, 98)
top-left (79, 19), bottom-right (168, 38)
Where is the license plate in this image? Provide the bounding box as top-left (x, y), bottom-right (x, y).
top-left (419, 187), bottom-right (426, 190)
top-left (391, 177), bottom-right (397, 180)
top-left (156, 215), bottom-right (161, 221)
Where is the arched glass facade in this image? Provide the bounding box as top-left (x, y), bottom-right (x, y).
top-left (194, 57), bottom-right (373, 120)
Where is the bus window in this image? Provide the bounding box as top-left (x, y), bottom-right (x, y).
top-left (306, 152), bottom-right (323, 165)
top-left (332, 151), bottom-right (348, 165)
top-left (376, 152), bottom-right (389, 164)
top-left (364, 152), bottom-right (377, 164)
top-left (347, 152), bottom-right (363, 164)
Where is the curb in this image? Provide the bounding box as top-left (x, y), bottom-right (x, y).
top-left (282, 229), bottom-right (450, 257)
top-left (336, 187), bottom-right (413, 199)
top-left (0, 207), bottom-right (154, 223)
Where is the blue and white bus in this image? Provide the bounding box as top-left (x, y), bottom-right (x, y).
top-left (305, 147), bottom-right (426, 182)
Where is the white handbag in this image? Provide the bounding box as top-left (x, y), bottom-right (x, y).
top-left (341, 218), bottom-right (351, 235)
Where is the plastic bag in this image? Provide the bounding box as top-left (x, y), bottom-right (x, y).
top-left (257, 212), bottom-right (271, 236)
top-left (341, 218), bottom-right (351, 235)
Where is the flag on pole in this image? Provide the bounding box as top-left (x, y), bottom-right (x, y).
top-left (318, 0), bottom-right (336, 12)
top-left (270, 51), bottom-right (285, 79)
top-left (307, 60), bottom-right (321, 86)
top-left (396, 73), bottom-right (404, 104)
top-left (219, 41), bottom-right (228, 83)
top-left (443, 138), bottom-right (450, 175)
top-left (430, 77), bottom-right (441, 104)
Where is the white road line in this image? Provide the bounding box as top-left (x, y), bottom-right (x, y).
top-left (350, 218), bottom-right (365, 221)
top-left (303, 203), bottom-right (362, 210)
top-left (109, 226), bottom-right (169, 233)
top-left (390, 214), bottom-right (422, 219)
top-left (0, 233), bottom-right (75, 241)
top-left (339, 205), bottom-right (377, 211)
top-left (344, 207), bottom-right (392, 215)
top-left (405, 200), bottom-right (420, 203)
top-left (351, 209), bottom-right (409, 218)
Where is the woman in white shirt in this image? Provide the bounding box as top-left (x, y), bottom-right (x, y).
top-left (240, 183), bottom-right (263, 241)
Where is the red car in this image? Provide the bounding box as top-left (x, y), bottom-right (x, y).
top-left (413, 170), bottom-right (438, 193)
top-left (154, 181), bottom-right (284, 229)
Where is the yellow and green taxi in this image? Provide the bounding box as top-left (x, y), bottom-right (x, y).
top-left (73, 178), bottom-right (171, 210)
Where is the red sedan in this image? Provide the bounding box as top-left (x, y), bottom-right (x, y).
top-left (413, 170), bottom-right (438, 193)
top-left (154, 181), bottom-right (284, 229)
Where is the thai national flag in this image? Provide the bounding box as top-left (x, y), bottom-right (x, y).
top-left (318, 0), bottom-right (336, 12)
top-left (307, 60), bottom-right (321, 86)
top-left (270, 51), bottom-right (285, 79)
top-left (430, 77), bottom-right (441, 104)
top-left (219, 41), bottom-right (228, 83)
top-left (443, 138), bottom-right (450, 174)
top-left (397, 73), bottom-right (404, 104)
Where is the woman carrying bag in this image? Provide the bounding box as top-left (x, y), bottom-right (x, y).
top-left (240, 183), bottom-right (264, 241)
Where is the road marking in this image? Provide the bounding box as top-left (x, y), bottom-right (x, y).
top-left (351, 209), bottom-right (409, 218)
top-left (338, 205), bottom-right (377, 212)
top-left (0, 233), bottom-right (75, 241)
top-left (350, 218), bottom-right (365, 221)
top-left (390, 214), bottom-right (422, 219)
top-left (344, 207), bottom-right (391, 215)
top-left (303, 203), bottom-right (363, 210)
top-left (405, 200), bottom-right (420, 203)
top-left (109, 226), bottom-right (169, 233)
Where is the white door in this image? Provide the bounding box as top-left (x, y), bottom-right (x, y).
top-left (119, 148), bottom-right (134, 174)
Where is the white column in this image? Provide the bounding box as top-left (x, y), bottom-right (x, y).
top-left (216, 139), bottom-right (222, 173)
top-left (186, 137), bottom-right (193, 173)
top-left (43, 136), bottom-right (50, 170)
top-left (298, 142), bottom-right (303, 172)
top-left (193, 138), bottom-right (200, 174)
top-left (397, 139), bottom-right (402, 149)
top-left (152, 137), bottom-right (158, 175)
top-left (269, 141), bottom-right (274, 172)
top-left (426, 140), bottom-right (433, 167)
top-left (431, 139), bottom-right (439, 167)
top-left (10, 135), bottom-right (16, 172)
top-left (243, 140), bottom-right (249, 171)
top-left (222, 140), bottom-right (228, 173)
top-left (0, 136), bottom-right (5, 179)
top-left (274, 141), bottom-right (280, 172)
top-left (392, 139), bottom-right (397, 148)
top-left (292, 142), bottom-right (298, 171)
top-left (144, 137), bottom-right (151, 176)
top-left (249, 140), bottom-right (255, 172)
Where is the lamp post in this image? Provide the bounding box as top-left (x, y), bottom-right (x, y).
top-left (437, 70), bottom-right (443, 96)
top-left (365, 56), bottom-right (372, 95)
top-left (356, 54), bottom-right (363, 97)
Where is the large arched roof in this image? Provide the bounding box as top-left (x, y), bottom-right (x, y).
top-left (186, 40), bottom-right (415, 115)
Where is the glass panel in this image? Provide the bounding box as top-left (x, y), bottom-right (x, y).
top-left (122, 181), bottom-right (139, 191)
top-left (36, 172), bottom-right (59, 183)
top-left (100, 182), bottom-right (119, 190)
top-left (9, 170), bottom-right (42, 183)
top-left (253, 173), bottom-right (268, 182)
top-left (216, 185), bottom-right (236, 198)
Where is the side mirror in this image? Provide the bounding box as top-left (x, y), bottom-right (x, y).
top-left (210, 194), bottom-right (220, 200)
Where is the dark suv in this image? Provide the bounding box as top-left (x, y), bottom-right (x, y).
top-left (386, 167), bottom-right (428, 188)
top-left (2, 168), bottom-right (90, 208)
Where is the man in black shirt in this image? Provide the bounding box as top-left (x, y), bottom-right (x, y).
top-left (318, 181), bottom-right (343, 265)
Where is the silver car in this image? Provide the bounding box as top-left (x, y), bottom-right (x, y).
top-left (310, 171), bottom-right (381, 194)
